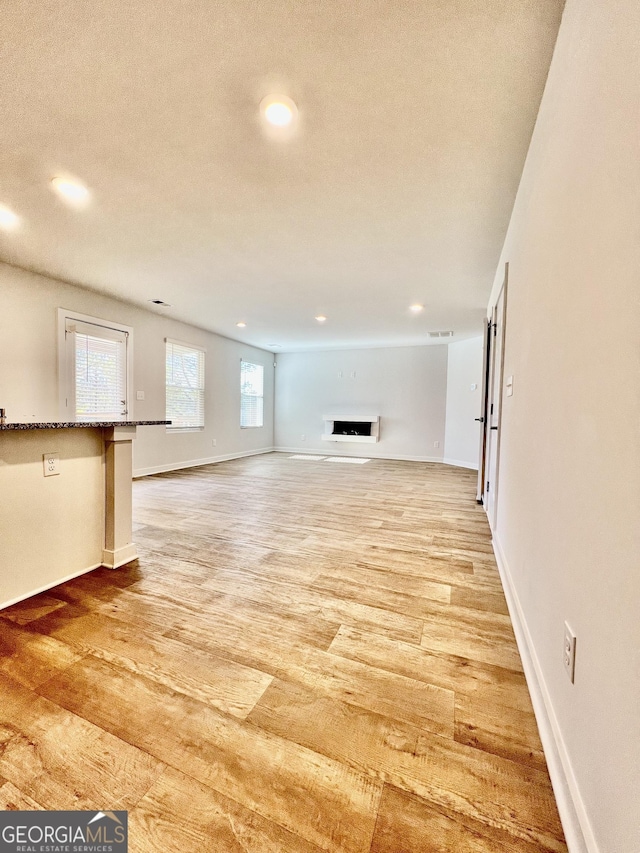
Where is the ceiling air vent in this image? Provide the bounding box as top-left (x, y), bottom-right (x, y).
top-left (428, 330), bottom-right (454, 338)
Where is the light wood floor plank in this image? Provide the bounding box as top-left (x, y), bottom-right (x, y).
top-left (1, 453), bottom-right (566, 853)
top-left (36, 611), bottom-right (274, 719)
top-left (246, 677), bottom-right (565, 853)
top-left (0, 780), bottom-right (44, 810)
top-left (0, 672), bottom-right (164, 811)
top-left (37, 654), bottom-right (383, 853)
top-left (329, 626), bottom-right (533, 712)
top-left (370, 784), bottom-right (514, 853)
top-left (129, 767), bottom-right (326, 853)
top-left (0, 618), bottom-right (83, 690)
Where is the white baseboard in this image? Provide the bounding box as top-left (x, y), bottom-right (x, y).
top-left (102, 543), bottom-right (138, 569)
top-left (442, 457), bottom-right (479, 470)
top-left (139, 447), bottom-right (478, 470)
top-left (133, 447), bottom-right (276, 478)
top-left (274, 446), bottom-right (444, 463)
top-left (0, 562), bottom-right (104, 612)
top-left (492, 536), bottom-right (597, 853)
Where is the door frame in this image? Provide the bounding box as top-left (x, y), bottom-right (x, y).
top-left (57, 308), bottom-right (133, 421)
top-left (476, 316), bottom-right (492, 503)
top-left (482, 263), bottom-right (508, 531)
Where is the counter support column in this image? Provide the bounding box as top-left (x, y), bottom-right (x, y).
top-left (103, 425), bottom-right (138, 568)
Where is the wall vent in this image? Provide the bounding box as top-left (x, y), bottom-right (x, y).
top-left (428, 330), bottom-right (454, 338)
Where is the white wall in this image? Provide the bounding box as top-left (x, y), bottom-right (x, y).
top-left (0, 263), bottom-right (275, 474)
top-left (487, 1), bottom-right (640, 851)
top-left (443, 336), bottom-right (483, 469)
top-left (274, 346), bottom-right (448, 461)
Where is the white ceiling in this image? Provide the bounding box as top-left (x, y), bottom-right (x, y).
top-left (0, 0), bottom-right (564, 352)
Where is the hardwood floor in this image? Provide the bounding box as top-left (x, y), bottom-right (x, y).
top-left (0, 452), bottom-right (567, 852)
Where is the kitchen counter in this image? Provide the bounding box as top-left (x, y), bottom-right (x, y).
top-left (0, 420), bottom-right (169, 430)
top-left (0, 420), bottom-right (169, 609)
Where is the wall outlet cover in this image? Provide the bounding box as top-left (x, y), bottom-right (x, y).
top-left (43, 452), bottom-right (60, 476)
top-left (563, 622), bottom-right (576, 683)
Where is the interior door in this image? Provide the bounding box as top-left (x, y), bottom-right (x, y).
top-left (483, 265), bottom-right (508, 531)
top-left (475, 317), bottom-right (491, 503)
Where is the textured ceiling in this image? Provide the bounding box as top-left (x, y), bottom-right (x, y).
top-left (0, 0), bottom-right (564, 352)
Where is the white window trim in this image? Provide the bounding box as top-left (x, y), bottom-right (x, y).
top-left (57, 308), bottom-right (134, 422)
top-left (165, 337), bottom-right (206, 432)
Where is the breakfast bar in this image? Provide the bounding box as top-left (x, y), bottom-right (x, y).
top-left (0, 420), bottom-right (168, 609)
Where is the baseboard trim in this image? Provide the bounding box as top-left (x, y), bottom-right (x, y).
top-left (492, 536), bottom-right (598, 853)
top-left (134, 448), bottom-right (480, 474)
top-left (0, 562), bottom-right (103, 612)
top-left (102, 544), bottom-right (138, 569)
top-left (133, 447), bottom-right (276, 478)
top-left (442, 457), bottom-right (479, 470)
top-left (274, 446), bottom-right (444, 463)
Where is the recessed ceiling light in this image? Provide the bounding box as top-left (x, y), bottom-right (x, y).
top-left (265, 102), bottom-right (293, 126)
top-left (410, 304), bottom-right (424, 313)
top-left (315, 315), bottom-right (327, 323)
top-left (0, 205), bottom-right (20, 230)
top-left (236, 322), bottom-right (247, 328)
top-left (51, 176), bottom-right (90, 205)
top-left (260, 95), bottom-right (298, 129)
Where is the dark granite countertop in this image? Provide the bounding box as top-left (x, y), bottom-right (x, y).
top-left (0, 421), bottom-right (170, 430)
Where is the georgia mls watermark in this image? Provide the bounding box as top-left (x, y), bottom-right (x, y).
top-left (0, 811), bottom-right (127, 853)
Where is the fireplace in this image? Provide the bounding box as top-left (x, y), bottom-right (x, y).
top-left (322, 414), bottom-right (380, 443)
top-left (332, 420), bottom-right (372, 437)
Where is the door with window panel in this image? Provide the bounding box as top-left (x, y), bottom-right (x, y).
top-left (64, 318), bottom-right (129, 421)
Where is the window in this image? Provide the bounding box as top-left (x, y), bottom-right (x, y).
top-left (59, 310), bottom-right (132, 421)
top-left (240, 360), bottom-right (264, 428)
top-left (166, 339), bottom-right (205, 430)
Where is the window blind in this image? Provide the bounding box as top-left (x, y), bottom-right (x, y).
top-left (240, 361), bottom-right (264, 428)
top-left (66, 319), bottom-right (128, 421)
top-left (166, 339), bottom-right (205, 429)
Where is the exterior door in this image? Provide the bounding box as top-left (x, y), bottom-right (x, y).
top-left (63, 316), bottom-right (129, 421)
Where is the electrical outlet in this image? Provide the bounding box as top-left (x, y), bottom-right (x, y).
top-left (563, 622), bottom-right (576, 682)
top-left (434, 440), bottom-right (440, 448)
top-left (43, 452), bottom-right (60, 477)
top-left (136, 390), bottom-right (145, 401)
top-left (212, 439), bottom-right (216, 447)
top-left (301, 434), bottom-right (306, 441)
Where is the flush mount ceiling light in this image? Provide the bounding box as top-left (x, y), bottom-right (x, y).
top-left (236, 322), bottom-right (247, 328)
top-left (0, 204), bottom-right (20, 230)
top-left (410, 304), bottom-right (424, 313)
top-left (260, 94), bottom-right (298, 130)
top-left (51, 176), bottom-right (90, 205)
top-left (315, 315), bottom-right (327, 323)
